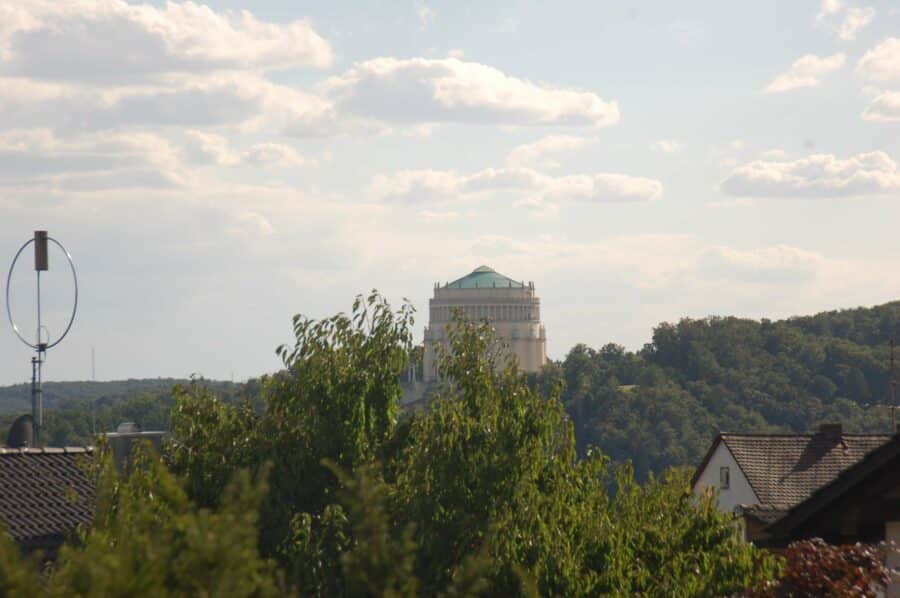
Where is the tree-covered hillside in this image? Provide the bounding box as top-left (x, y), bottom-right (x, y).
top-left (0, 378), bottom-right (188, 414)
top-left (3, 301), bottom-right (900, 482)
top-left (0, 378), bottom-right (259, 445)
top-left (539, 300), bottom-right (900, 481)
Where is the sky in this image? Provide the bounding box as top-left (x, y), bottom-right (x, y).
top-left (1, 0), bottom-right (900, 385)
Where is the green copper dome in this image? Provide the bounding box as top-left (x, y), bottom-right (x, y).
top-left (446, 265), bottom-right (525, 289)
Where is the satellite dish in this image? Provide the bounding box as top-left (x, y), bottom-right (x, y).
top-left (6, 414), bottom-right (35, 448)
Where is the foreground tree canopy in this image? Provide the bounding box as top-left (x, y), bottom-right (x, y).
top-left (1, 292), bottom-right (781, 596)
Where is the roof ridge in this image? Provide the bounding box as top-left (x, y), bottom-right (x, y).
top-left (0, 446), bottom-right (93, 454)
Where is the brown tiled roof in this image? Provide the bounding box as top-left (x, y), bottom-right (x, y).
top-left (737, 504), bottom-right (789, 525)
top-left (721, 432), bottom-right (890, 509)
top-left (766, 433), bottom-right (900, 540)
top-left (0, 447), bottom-right (95, 550)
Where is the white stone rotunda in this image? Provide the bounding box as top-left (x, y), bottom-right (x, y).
top-left (422, 265), bottom-right (547, 381)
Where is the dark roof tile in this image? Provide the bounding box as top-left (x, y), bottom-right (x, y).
top-left (722, 433), bottom-right (889, 509)
top-left (0, 448), bottom-right (94, 547)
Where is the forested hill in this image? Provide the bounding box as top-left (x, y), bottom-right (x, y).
top-left (0, 378), bottom-right (254, 446)
top-left (537, 300), bottom-right (900, 481)
top-left (3, 301), bottom-right (900, 479)
top-left (0, 378), bottom-right (187, 415)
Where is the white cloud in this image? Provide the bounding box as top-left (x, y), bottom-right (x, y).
top-left (765, 53), bottom-right (845, 93)
top-left (760, 148), bottom-right (787, 159)
top-left (858, 38), bottom-right (900, 82)
top-left (816, 0), bottom-right (842, 20)
top-left (698, 245), bottom-right (822, 283)
top-left (226, 210), bottom-right (274, 238)
top-left (837, 7), bottom-right (875, 40)
top-left (423, 234), bottom-right (850, 293)
top-left (717, 158), bottom-right (739, 169)
top-left (816, 1), bottom-right (874, 41)
top-left (721, 151), bottom-right (900, 198)
top-left (651, 139), bottom-right (682, 154)
top-left (541, 173), bottom-right (663, 204)
top-left (243, 143), bottom-right (314, 168)
top-left (862, 91), bottom-right (900, 122)
top-left (321, 57), bottom-right (620, 127)
top-left (416, 210), bottom-right (460, 223)
top-left (370, 166), bottom-right (662, 206)
top-left (0, 128), bottom-right (188, 190)
top-left (0, 73), bottom-right (337, 136)
top-left (0, 0), bottom-right (332, 84)
top-left (415, 3), bottom-right (435, 26)
top-left (184, 133), bottom-right (314, 167)
top-left (370, 169), bottom-right (461, 202)
top-left (184, 130), bottom-right (240, 165)
top-left (506, 135), bottom-right (587, 168)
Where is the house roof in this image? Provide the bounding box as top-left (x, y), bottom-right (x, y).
top-left (446, 266), bottom-right (525, 289)
top-left (736, 504), bottom-right (789, 525)
top-left (0, 447), bottom-right (95, 550)
top-left (766, 433), bottom-right (900, 539)
top-left (692, 429), bottom-right (891, 510)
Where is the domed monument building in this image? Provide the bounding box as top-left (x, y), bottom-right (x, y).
top-left (422, 266), bottom-right (547, 381)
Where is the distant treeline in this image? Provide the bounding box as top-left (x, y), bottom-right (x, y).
top-left (537, 300), bottom-right (900, 480)
top-left (0, 378), bottom-right (261, 446)
top-left (0, 378), bottom-right (187, 414)
top-left (4, 300), bottom-right (900, 482)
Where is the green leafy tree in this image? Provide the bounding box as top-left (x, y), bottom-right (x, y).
top-left (264, 291), bottom-right (414, 592)
top-left (393, 315), bottom-right (774, 596)
top-left (0, 444), bottom-right (277, 597)
top-left (596, 466), bottom-right (780, 595)
top-left (0, 527), bottom-right (39, 596)
top-left (166, 291), bottom-right (415, 594)
top-left (166, 381), bottom-right (261, 508)
top-left (49, 447), bottom-right (276, 597)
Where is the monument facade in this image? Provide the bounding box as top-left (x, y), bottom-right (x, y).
top-left (422, 266), bottom-right (547, 381)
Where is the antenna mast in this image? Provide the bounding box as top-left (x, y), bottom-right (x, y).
top-left (5, 231), bottom-right (78, 446)
top-left (892, 339), bottom-right (897, 434)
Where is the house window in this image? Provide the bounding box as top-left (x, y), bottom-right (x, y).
top-left (720, 466), bottom-right (730, 490)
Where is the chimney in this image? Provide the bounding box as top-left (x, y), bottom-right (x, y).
top-left (818, 423), bottom-right (843, 440)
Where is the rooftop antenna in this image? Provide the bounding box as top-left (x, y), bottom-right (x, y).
top-left (5, 231), bottom-right (78, 445)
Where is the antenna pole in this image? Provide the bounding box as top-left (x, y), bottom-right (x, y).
top-left (6, 231), bottom-right (77, 447)
top-left (35, 348), bottom-right (43, 445)
top-left (33, 234), bottom-right (47, 446)
top-left (891, 339), bottom-right (897, 434)
top-left (91, 347), bottom-right (96, 436)
top-left (30, 356), bottom-right (37, 442)
top-left (34, 263), bottom-right (41, 445)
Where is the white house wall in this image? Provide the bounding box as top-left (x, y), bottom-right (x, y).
top-left (694, 442), bottom-right (759, 513)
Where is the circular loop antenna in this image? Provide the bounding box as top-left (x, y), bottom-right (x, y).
top-left (5, 237), bottom-right (78, 350)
